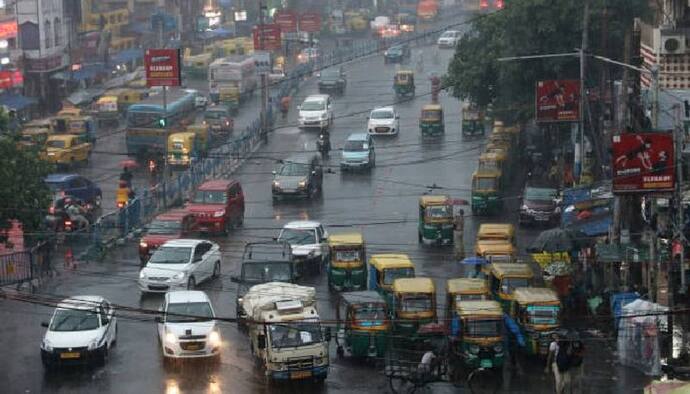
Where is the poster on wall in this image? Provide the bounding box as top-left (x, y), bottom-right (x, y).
top-left (611, 133), bottom-right (675, 193)
top-left (535, 79), bottom-right (580, 122)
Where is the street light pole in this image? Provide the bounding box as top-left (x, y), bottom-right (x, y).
top-left (579, 0), bottom-right (589, 184)
top-left (258, 0), bottom-right (269, 142)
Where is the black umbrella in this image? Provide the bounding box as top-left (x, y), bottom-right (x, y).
top-left (528, 228), bottom-right (574, 253)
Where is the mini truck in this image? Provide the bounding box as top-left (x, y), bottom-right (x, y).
top-left (242, 282), bottom-right (330, 383)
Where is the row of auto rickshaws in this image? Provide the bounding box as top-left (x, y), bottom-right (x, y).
top-left (392, 70), bottom-right (446, 137)
top-left (326, 231), bottom-right (563, 377)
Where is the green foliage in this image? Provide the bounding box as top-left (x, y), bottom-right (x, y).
top-left (445, 0), bottom-right (650, 120)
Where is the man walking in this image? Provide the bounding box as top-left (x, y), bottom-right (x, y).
top-left (454, 209), bottom-right (465, 260)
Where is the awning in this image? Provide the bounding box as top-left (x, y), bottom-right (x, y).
top-left (111, 48), bottom-right (144, 64)
top-left (199, 28), bottom-right (233, 40)
top-left (0, 93), bottom-right (37, 111)
top-left (66, 87), bottom-right (105, 106)
top-left (69, 64), bottom-right (109, 81)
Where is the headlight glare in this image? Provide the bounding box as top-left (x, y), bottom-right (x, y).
top-left (209, 330), bottom-right (221, 346)
top-left (165, 332), bottom-right (177, 344)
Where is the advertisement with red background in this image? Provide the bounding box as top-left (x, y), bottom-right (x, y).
top-left (299, 12), bottom-right (322, 32)
top-left (0, 70), bottom-right (23, 88)
top-left (275, 11), bottom-right (297, 33)
top-left (611, 133), bottom-right (675, 193)
top-left (0, 21), bottom-right (17, 40)
top-left (535, 79), bottom-right (580, 122)
top-left (252, 24), bottom-right (282, 51)
top-left (144, 49), bottom-right (181, 87)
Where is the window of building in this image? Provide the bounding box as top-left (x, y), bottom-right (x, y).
top-left (54, 18), bottom-right (61, 46)
top-left (44, 20), bottom-right (51, 48)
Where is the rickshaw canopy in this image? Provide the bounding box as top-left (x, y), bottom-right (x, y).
top-left (328, 232), bottom-right (364, 248)
top-left (394, 70), bottom-right (414, 84)
top-left (457, 300), bottom-right (503, 318)
top-left (489, 263), bottom-right (533, 280)
top-left (477, 223), bottom-right (515, 242)
top-left (168, 132), bottom-right (196, 150)
top-left (475, 241), bottom-right (517, 258)
top-left (447, 278), bottom-right (489, 296)
top-left (370, 254), bottom-right (415, 271)
top-left (421, 104), bottom-right (443, 121)
top-left (393, 277), bottom-right (435, 294)
top-left (341, 290), bottom-right (386, 306)
top-left (513, 287), bottom-right (560, 306)
top-left (419, 195), bottom-right (450, 207)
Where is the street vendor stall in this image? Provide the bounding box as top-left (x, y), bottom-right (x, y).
top-left (617, 298), bottom-right (668, 376)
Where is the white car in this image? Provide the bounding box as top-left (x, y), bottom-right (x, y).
top-left (298, 94), bottom-right (334, 130)
top-left (138, 239), bottom-right (222, 293)
top-left (40, 296), bottom-right (117, 368)
top-left (437, 30), bottom-right (461, 48)
top-left (157, 291), bottom-right (221, 361)
top-left (195, 95), bottom-right (208, 109)
top-left (278, 221), bottom-right (329, 276)
top-left (367, 106), bottom-right (400, 135)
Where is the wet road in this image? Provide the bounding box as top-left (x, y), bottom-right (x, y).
top-left (1, 20), bottom-right (654, 394)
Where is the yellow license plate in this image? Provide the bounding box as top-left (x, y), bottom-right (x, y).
top-left (186, 344), bottom-right (200, 351)
top-left (290, 370), bottom-right (312, 379)
top-left (60, 352), bottom-right (80, 359)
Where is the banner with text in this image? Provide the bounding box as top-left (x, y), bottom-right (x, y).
top-left (536, 79), bottom-right (580, 122)
top-left (144, 48), bottom-right (181, 87)
top-left (611, 133), bottom-right (675, 193)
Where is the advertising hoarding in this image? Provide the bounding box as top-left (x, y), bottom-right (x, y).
top-left (275, 11), bottom-right (297, 33)
top-left (252, 24), bottom-right (282, 50)
top-left (535, 79), bottom-right (580, 122)
top-left (144, 48), bottom-right (181, 87)
top-left (611, 133), bottom-right (675, 193)
top-left (299, 12), bottom-right (322, 32)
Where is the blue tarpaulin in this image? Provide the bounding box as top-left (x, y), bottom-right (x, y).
top-left (0, 93), bottom-right (37, 111)
top-left (70, 64), bottom-right (109, 81)
top-left (111, 48), bottom-right (143, 64)
top-left (199, 28), bottom-right (233, 40)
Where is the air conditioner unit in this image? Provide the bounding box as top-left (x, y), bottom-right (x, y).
top-left (661, 35), bottom-right (686, 54)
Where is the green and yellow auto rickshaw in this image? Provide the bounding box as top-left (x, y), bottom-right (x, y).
top-left (335, 291), bottom-right (390, 359)
top-left (328, 232), bottom-right (367, 291)
top-left (419, 104), bottom-right (444, 136)
top-left (510, 287), bottom-right (561, 358)
top-left (450, 300), bottom-right (506, 370)
top-left (471, 170), bottom-right (502, 215)
top-left (393, 70), bottom-right (415, 98)
top-left (391, 277), bottom-right (436, 336)
top-left (369, 254), bottom-right (416, 307)
top-left (418, 195), bottom-right (454, 245)
top-left (18, 128), bottom-right (51, 149)
top-left (487, 263), bottom-right (534, 311)
top-left (478, 151), bottom-right (507, 186)
top-left (447, 278), bottom-right (490, 309)
top-left (167, 132), bottom-right (201, 169)
top-left (462, 102), bottom-right (485, 137)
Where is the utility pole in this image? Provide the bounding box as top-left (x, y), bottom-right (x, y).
top-left (259, 0), bottom-right (269, 142)
top-left (577, 0), bottom-right (589, 184)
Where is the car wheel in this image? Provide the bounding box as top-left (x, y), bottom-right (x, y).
top-left (111, 323), bottom-right (118, 347)
top-left (97, 345), bottom-right (108, 366)
top-left (212, 262), bottom-right (221, 279)
top-left (187, 277), bottom-right (196, 290)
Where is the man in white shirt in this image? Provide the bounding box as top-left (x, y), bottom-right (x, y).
top-left (545, 333), bottom-right (565, 394)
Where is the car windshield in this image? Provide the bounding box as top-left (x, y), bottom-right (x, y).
top-left (334, 249), bottom-right (361, 262)
top-left (242, 263), bottom-right (292, 283)
top-left (344, 140), bottom-right (367, 151)
top-left (421, 110), bottom-right (441, 120)
top-left (500, 277), bottom-right (529, 294)
top-left (474, 177), bottom-right (497, 190)
top-left (455, 294), bottom-right (487, 303)
top-left (425, 205), bottom-right (452, 218)
top-left (399, 295), bottom-right (432, 312)
top-left (279, 228), bottom-right (317, 245)
top-left (147, 220), bottom-right (182, 235)
top-left (46, 140), bottom-right (66, 148)
top-left (383, 267), bottom-right (414, 285)
top-left (172, 142), bottom-right (184, 150)
top-left (269, 321), bottom-right (323, 348)
top-left (204, 110), bottom-right (227, 119)
top-left (50, 308), bottom-right (100, 331)
top-left (149, 246), bottom-right (191, 264)
top-left (388, 46), bottom-right (402, 53)
top-left (464, 318), bottom-right (502, 337)
top-left (371, 110), bottom-right (394, 119)
top-left (442, 31), bottom-right (456, 38)
top-left (301, 101), bottom-right (325, 111)
top-left (353, 305), bottom-right (387, 323)
top-left (45, 181), bottom-right (67, 192)
top-left (321, 70), bottom-right (340, 79)
top-left (526, 305), bottom-right (560, 325)
top-left (479, 160), bottom-right (500, 172)
top-left (127, 111), bottom-right (160, 128)
top-left (166, 302), bottom-right (214, 323)
top-left (192, 190), bottom-right (227, 204)
top-left (277, 162), bottom-right (310, 176)
top-left (525, 187), bottom-right (557, 201)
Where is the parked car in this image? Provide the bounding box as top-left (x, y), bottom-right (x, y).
top-left (272, 153), bottom-right (323, 201)
top-left (139, 209), bottom-right (197, 264)
top-left (318, 67), bottom-right (347, 94)
top-left (138, 239), bottom-right (222, 293)
top-left (437, 30), bottom-right (461, 48)
top-left (298, 94), bottom-right (334, 130)
top-left (186, 180), bottom-right (244, 234)
top-left (384, 43), bottom-right (411, 64)
top-left (341, 133), bottom-right (375, 170)
top-left (44, 173), bottom-right (102, 207)
top-left (156, 290), bottom-right (221, 362)
top-left (40, 296), bottom-right (117, 369)
top-left (367, 106), bottom-right (400, 135)
top-left (519, 184), bottom-right (561, 226)
top-left (278, 221), bottom-right (329, 276)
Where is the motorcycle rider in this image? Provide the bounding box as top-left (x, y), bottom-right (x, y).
top-left (65, 198), bottom-right (89, 230)
top-left (317, 129), bottom-right (331, 154)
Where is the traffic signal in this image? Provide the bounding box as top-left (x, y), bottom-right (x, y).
top-left (158, 117), bottom-right (167, 127)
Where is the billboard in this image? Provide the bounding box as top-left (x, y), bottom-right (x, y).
top-left (611, 133), bottom-right (675, 193)
top-left (275, 11), bottom-right (297, 33)
top-left (252, 24), bottom-right (282, 51)
top-left (299, 12), bottom-right (322, 32)
top-left (144, 48), bottom-right (181, 87)
top-left (535, 80), bottom-right (580, 122)
top-left (0, 70), bottom-right (23, 89)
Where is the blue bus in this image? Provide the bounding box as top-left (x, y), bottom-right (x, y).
top-left (125, 89), bottom-right (196, 157)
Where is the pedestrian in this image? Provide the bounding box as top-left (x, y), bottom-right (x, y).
top-left (570, 337), bottom-right (585, 393)
top-left (417, 349), bottom-right (436, 383)
top-left (120, 166), bottom-right (133, 189)
top-left (546, 333), bottom-right (572, 394)
top-left (453, 209), bottom-right (465, 260)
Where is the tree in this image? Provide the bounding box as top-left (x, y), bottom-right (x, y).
top-left (445, 0), bottom-right (650, 121)
top-left (0, 133), bottom-right (53, 244)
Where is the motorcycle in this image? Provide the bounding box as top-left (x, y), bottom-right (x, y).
top-left (45, 199), bottom-right (94, 233)
top-left (317, 133), bottom-right (331, 156)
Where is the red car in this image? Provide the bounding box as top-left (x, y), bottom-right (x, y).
top-left (139, 209), bottom-right (196, 264)
top-left (186, 179), bottom-right (245, 234)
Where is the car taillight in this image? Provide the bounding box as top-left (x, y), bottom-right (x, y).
top-left (64, 220), bottom-right (72, 227)
top-left (117, 202), bottom-right (125, 208)
top-left (495, 0), bottom-right (504, 9)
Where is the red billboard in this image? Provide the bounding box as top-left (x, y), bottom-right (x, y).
top-left (0, 21), bottom-right (17, 40)
top-left (253, 24), bottom-right (282, 51)
top-left (0, 70), bottom-right (23, 88)
top-left (299, 12), bottom-right (322, 32)
top-left (535, 80), bottom-right (580, 122)
top-left (144, 48), bottom-right (181, 87)
top-left (275, 11), bottom-right (297, 33)
top-left (611, 133), bottom-right (675, 193)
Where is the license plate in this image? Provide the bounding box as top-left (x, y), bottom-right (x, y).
top-left (185, 344), bottom-right (200, 351)
top-left (60, 352), bottom-right (80, 359)
top-left (480, 359), bottom-right (493, 368)
top-left (291, 370), bottom-right (312, 379)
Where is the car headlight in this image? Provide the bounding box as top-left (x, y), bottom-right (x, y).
top-left (87, 338), bottom-right (99, 350)
top-left (469, 345), bottom-right (480, 354)
top-left (209, 330), bottom-right (221, 346)
top-left (165, 332), bottom-right (177, 344)
top-left (139, 270), bottom-right (147, 279)
top-left (521, 205), bottom-right (528, 211)
top-left (272, 180), bottom-right (280, 188)
top-left (298, 180), bottom-right (307, 188)
top-left (554, 206), bottom-right (562, 214)
top-left (139, 241), bottom-right (148, 249)
top-left (494, 344), bottom-right (503, 353)
top-left (41, 338), bottom-right (53, 351)
top-left (213, 209), bottom-right (225, 217)
top-left (237, 297), bottom-right (243, 304)
top-left (172, 272), bottom-right (186, 280)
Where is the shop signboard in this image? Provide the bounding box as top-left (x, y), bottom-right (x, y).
top-left (252, 24), bottom-right (281, 50)
top-left (535, 79), bottom-right (580, 122)
top-left (299, 12), bottom-right (322, 33)
top-left (144, 48), bottom-right (181, 87)
top-left (611, 133), bottom-right (675, 193)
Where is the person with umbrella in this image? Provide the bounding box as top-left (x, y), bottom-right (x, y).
top-left (454, 209), bottom-right (465, 260)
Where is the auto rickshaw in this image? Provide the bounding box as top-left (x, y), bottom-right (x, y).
top-left (475, 223), bottom-right (515, 246)
top-left (446, 278), bottom-right (490, 313)
top-left (19, 128), bottom-right (50, 149)
top-left (510, 287), bottom-right (561, 358)
top-left (93, 95), bottom-right (120, 128)
top-left (183, 52), bottom-right (214, 79)
top-left (186, 123), bottom-right (211, 150)
top-left (478, 151), bottom-right (506, 182)
top-left (335, 291), bottom-right (390, 359)
top-left (167, 132), bottom-right (203, 168)
top-left (418, 195), bottom-right (454, 245)
top-left (391, 277), bottom-right (436, 336)
top-left (114, 88), bottom-right (147, 111)
top-left (328, 232), bottom-right (367, 291)
top-left (475, 242), bottom-right (517, 264)
top-left (393, 70), bottom-right (415, 97)
top-left (66, 116), bottom-right (97, 143)
top-left (462, 102), bottom-right (485, 137)
top-left (450, 300), bottom-right (506, 370)
top-left (487, 263), bottom-right (534, 311)
top-left (369, 254), bottom-right (416, 307)
top-left (419, 104), bottom-right (444, 136)
top-left (471, 170), bottom-right (502, 215)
